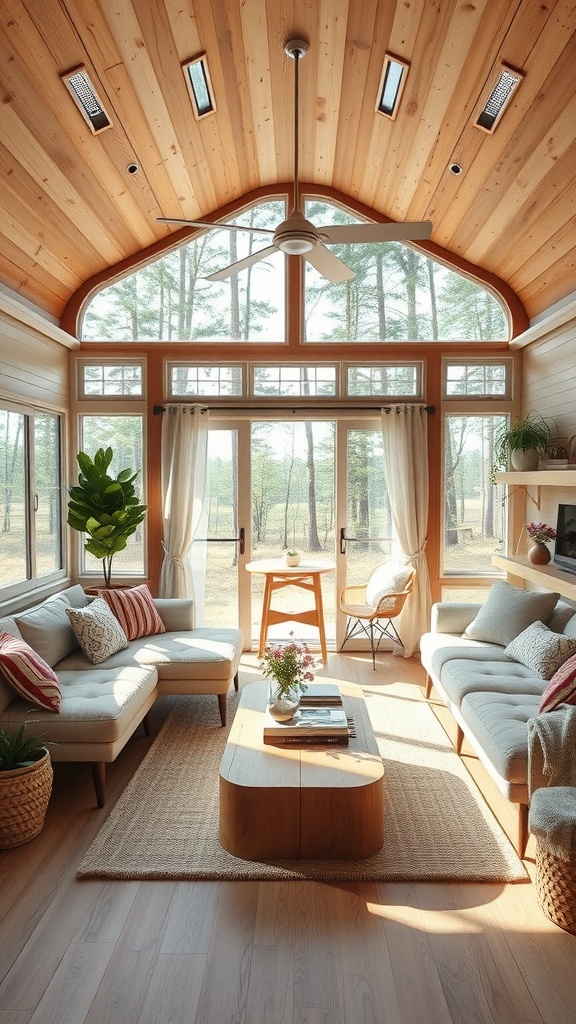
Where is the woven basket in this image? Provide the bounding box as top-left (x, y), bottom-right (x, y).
top-left (0, 750), bottom-right (53, 849)
top-left (535, 842), bottom-right (576, 935)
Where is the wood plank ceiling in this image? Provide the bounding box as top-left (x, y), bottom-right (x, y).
top-left (0, 0), bottom-right (575, 328)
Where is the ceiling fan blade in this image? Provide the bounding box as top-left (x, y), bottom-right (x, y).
top-left (320, 221), bottom-right (432, 244)
top-left (305, 244), bottom-right (356, 283)
top-left (157, 217), bottom-right (273, 236)
top-left (204, 245), bottom-right (278, 282)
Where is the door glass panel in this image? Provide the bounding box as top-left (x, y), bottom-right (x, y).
top-left (444, 414), bottom-right (507, 574)
top-left (0, 409), bottom-right (26, 585)
top-left (250, 420), bottom-right (336, 648)
top-left (204, 430), bottom-right (239, 627)
top-left (34, 413), bottom-right (62, 576)
top-left (345, 428), bottom-right (396, 585)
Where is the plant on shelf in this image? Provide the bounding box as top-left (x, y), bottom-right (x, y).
top-left (492, 413), bottom-right (556, 479)
top-left (0, 722), bottom-right (53, 849)
top-left (526, 522), bottom-right (556, 544)
top-left (67, 447), bottom-right (147, 588)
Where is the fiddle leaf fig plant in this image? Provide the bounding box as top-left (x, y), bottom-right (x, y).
top-left (67, 447), bottom-right (147, 587)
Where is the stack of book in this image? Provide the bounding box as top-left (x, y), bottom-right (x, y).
top-left (263, 684), bottom-right (353, 746)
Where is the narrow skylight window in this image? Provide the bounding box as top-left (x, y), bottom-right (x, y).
top-left (474, 63), bottom-right (523, 134)
top-left (61, 66), bottom-right (112, 134)
top-left (182, 53), bottom-right (216, 120)
top-left (375, 54), bottom-right (409, 120)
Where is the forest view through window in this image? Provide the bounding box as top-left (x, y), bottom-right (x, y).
top-left (81, 196), bottom-right (508, 344)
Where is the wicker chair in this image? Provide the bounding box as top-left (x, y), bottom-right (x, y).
top-left (339, 564), bottom-right (416, 669)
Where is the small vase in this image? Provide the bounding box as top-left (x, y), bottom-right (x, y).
top-left (267, 681), bottom-right (300, 721)
top-left (528, 542), bottom-right (551, 565)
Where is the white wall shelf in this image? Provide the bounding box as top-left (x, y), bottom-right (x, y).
top-left (495, 470), bottom-right (576, 510)
top-left (491, 554), bottom-right (576, 602)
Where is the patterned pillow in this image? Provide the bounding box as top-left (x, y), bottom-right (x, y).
top-left (504, 620), bottom-right (576, 680)
top-left (0, 631), bottom-right (61, 712)
top-left (98, 584), bottom-right (166, 641)
top-left (540, 654), bottom-right (576, 712)
top-left (66, 599), bottom-right (128, 665)
top-left (462, 581), bottom-right (559, 647)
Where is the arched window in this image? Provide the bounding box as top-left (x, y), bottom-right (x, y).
top-left (80, 194), bottom-right (508, 343)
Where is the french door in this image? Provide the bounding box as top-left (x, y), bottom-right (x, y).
top-left (203, 416), bottom-right (394, 653)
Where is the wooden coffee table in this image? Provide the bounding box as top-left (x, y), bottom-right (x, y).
top-left (219, 679), bottom-right (385, 860)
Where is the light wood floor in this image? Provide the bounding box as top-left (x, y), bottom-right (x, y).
top-left (1, 652), bottom-right (575, 1024)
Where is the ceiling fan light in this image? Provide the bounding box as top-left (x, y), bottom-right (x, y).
top-left (278, 237), bottom-right (315, 255)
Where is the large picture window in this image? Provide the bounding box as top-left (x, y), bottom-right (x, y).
top-left (0, 404), bottom-right (63, 598)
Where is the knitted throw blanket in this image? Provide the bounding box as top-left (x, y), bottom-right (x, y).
top-left (528, 705), bottom-right (576, 798)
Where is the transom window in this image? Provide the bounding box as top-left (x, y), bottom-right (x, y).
top-left (444, 360), bottom-right (511, 398)
top-left (347, 364), bottom-right (421, 396)
top-left (253, 366), bottom-right (337, 397)
top-left (79, 360), bottom-right (144, 397)
top-left (169, 364), bottom-right (243, 397)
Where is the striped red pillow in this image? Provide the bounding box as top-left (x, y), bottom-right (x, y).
top-left (99, 585), bottom-right (166, 641)
top-left (539, 653), bottom-right (576, 713)
top-left (0, 631), bottom-right (61, 712)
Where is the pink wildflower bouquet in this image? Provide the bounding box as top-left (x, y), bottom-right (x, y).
top-left (261, 633), bottom-right (315, 698)
top-left (526, 522), bottom-right (556, 544)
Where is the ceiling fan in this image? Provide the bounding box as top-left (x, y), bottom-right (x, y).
top-left (157, 37), bottom-right (432, 283)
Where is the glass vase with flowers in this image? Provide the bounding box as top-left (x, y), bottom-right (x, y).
top-left (261, 633), bottom-right (316, 721)
top-left (526, 522), bottom-right (556, 565)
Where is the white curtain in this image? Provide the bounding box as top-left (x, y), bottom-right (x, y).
top-left (159, 405), bottom-right (209, 620)
top-left (381, 404), bottom-right (432, 656)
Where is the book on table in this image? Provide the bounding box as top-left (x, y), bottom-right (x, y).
top-left (299, 682), bottom-right (342, 706)
top-left (263, 704), bottom-right (351, 746)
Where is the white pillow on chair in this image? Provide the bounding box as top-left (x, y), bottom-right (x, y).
top-left (365, 564), bottom-right (412, 607)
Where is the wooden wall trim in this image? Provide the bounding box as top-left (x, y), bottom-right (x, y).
top-left (0, 291), bottom-right (80, 350)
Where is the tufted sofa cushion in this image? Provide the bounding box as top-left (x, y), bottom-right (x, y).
top-left (459, 691), bottom-right (542, 786)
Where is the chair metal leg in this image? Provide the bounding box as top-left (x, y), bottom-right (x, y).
top-left (370, 621), bottom-right (376, 669)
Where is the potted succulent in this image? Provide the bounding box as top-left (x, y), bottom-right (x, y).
top-left (285, 549), bottom-right (301, 567)
top-left (67, 446), bottom-right (147, 588)
top-left (0, 722), bottom-right (53, 848)
top-left (492, 413), bottom-right (555, 477)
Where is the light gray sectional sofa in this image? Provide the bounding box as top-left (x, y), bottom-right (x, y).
top-left (420, 581), bottom-right (576, 856)
top-left (0, 585), bottom-right (242, 806)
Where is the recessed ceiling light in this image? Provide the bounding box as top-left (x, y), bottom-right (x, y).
top-left (182, 53), bottom-right (216, 120)
top-left (449, 163), bottom-right (463, 175)
top-left (375, 53), bottom-right (410, 120)
top-left (474, 63), bottom-right (524, 134)
top-left (61, 65), bottom-right (112, 134)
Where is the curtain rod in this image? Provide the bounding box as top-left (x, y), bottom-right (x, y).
top-left (153, 404), bottom-right (435, 415)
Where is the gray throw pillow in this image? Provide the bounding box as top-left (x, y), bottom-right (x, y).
top-left (462, 581), bottom-right (559, 647)
top-left (15, 595), bottom-right (79, 667)
top-left (504, 620), bottom-right (576, 679)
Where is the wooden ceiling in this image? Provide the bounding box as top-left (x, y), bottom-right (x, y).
top-left (1, 0), bottom-right (575, 330)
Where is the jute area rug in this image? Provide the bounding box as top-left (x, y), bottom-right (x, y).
top-left (78, 677), bottom-right (528, 882)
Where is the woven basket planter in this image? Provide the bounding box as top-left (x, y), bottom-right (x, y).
top-left (535, 842), bottom-right (576, 935)
top-left (0, 749), bottom-right (53, 849)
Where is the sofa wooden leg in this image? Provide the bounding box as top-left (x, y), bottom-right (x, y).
top-left (455, 726), bottom-right (464, 754)
top-left (91, 763), bottom-right (106, 807)
top-left (424, 674), bottom-right (433, 699)
top-left (142, 711), bottom-right (152, 737)
top-left (217, 692), bottom-right (227, 726)
top-left (518, 803), bottom-right (528, 858)
top-left (233, 671), bottom-right (239, 692)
